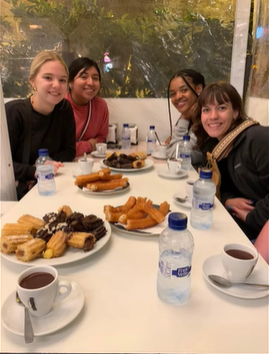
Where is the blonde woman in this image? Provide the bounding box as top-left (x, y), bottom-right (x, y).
top-left (5, 50), bottom-right (76, 199)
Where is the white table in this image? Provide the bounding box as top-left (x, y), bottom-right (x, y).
top-left (0, 151), bottom-right (268, 353)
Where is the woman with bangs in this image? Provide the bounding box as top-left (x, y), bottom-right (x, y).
top-left (192, 81), bottom-right (269, 241)
top-left (66, 57), bottom-right (109, 157)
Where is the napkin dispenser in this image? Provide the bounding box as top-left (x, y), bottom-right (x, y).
top-left (106, 123), bottom-right (118, 144)
top-left (129, 124), bottom-right (138, 145)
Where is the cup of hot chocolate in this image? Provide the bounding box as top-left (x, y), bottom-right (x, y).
top-left (17, 265), bottom-right (72, 317)
top-left (222, 243), bottom-right (259, 283)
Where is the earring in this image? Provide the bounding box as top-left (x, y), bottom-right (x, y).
top-left (33, 87), bottom-right (37, 91)
top-left (69, 85), bottom-right (73, 90)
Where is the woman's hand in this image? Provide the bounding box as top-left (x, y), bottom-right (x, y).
top-left (88, 138), bottom-right (98, 151)
top-left (225, 198), bottom-right (255, 222)
top-left (165, 136), bottom-right (171, 145)
top-left (52, 161), bottom-right (64, 175)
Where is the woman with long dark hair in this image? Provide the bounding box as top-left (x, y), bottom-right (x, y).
top-left (66, 57), bottom-right (109, 157)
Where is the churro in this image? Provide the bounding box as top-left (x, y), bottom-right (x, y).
top-left (17, 215), bottom-right (45, 234)
top-left (126, 201), bottom-right (170, 230)
top-left (67, 232), bottom-right (95, 252)
top-left (132, 159), bottom-right (145, 169)
top-left (104, 196), bottom-right (137, 214)
top-left (0, 234), bottom-right (33, 254)
top-left (45, 230), bottom-right (68, 258)
top-left (75, 167), bottom-right (111, 187)
top-left (1, 223), bottom-right (32, 237)
top-left (15, 238), bottom-right (46, 262)
top-left (58, 205), bottom-right (73, 217)
top-left (86, 178), bottom-right (128, 191)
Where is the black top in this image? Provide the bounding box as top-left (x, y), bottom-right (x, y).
top-left (5, 98), bottom-right (76, 182)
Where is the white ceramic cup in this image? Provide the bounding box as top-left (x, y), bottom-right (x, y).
top-left (17, 265), bottom-right (72, 317)
top-left (158, 145), bottom-right (167, 158)
top-left (167, 158), bottom-right (182, 175)
top-left (78, 157), bottom-right (94, 175)
top-left (185, 179), bottom-right (195, 202)
top-left (222, 243), bottom-right (259, 283)
top-left (96, 143), bottom-right (107, 155)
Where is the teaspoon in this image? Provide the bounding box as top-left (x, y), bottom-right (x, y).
top-left (208, 274), bottom-right (269, 288)
top-left (16, 292), bottom-right (34, 343)
top-left (174, 196), bottom-right (188, 203)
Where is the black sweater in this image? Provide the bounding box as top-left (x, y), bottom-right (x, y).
top-left (5, 98), bottom-right (76, 182)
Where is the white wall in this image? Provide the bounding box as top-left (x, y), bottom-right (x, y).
top-left (0, 80), bottom-right (17, 201)
top-left (105, 98), bottom-right (179, 142)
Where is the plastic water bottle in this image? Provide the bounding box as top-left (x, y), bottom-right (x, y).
top-left (35, 149), bottom-right (56, 196)
top-left (146, 125), bottom-right (156, 154)
top-left (177, 135), bottom-right (192, 171)
top-left (157, 212), bottom-right (194, 305)
top-left (121, 123), bottom-right (131, 150)
top-left (190, 169), bottom-right (216, 229)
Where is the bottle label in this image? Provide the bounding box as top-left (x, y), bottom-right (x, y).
top-left (37, 172), bottom-right (54, 180)
top-left (45, 173), bottom-right (54, 180)
top-left (159, 260), bottom-right (191, 278)
top-left (179, 153), bottom-right (191, 158)
top-left (198, 202), bottom-right (213, 210)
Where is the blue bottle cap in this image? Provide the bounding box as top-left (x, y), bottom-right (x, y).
top-left (168, 212), bottom-right (188, 230)
top-left (38, 148), bottom-right (49, 156)
top-left (123, 123), bottom-right (129, 128)
top-left (199, 169), bottom-right (212, 179)
top-left (150, 125), bottom-right (155, 129)
top-left (183, 135), bottom-right (190, 141)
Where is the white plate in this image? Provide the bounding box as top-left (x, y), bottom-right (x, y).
top-left (157, 169), bottom-right (188, 179)
top-left (91, 151), bottom-right (107, 159)
top-left (100, 159), bottom-right (154, 172)
top-left (1, 222), bottom-right (111, 267)
top-left (1, 279), bottom-right (84, 336)
top-left (78, 182), bottom-right (130, 196)
top-left (151, 151), bottom-right (167, 160)
top-left (173, 193), bottom-right (192, 209)
top-left (202, 254), bottom-right (269, 299)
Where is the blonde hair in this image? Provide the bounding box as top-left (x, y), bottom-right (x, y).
top-left (29, 50), bottom-right (69, 81)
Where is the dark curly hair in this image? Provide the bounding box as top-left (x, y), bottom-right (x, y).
top-left (192, 81), bottom-right (249, 149)
top-left (167, 69), bottom-right (205, 135)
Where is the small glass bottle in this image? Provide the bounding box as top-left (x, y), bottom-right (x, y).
top-left (35, 149), bottom-right (56, 196)
top-left (190, 169), bottom-right (216, 229)
top-left (146, 125), bottom-right (156, 154)
top-left (121, 123), bottom-right (131, 150)
top-left (157, 212), bottom-right (194, 305)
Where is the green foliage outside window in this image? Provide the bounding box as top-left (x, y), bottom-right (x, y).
top-left (0, 0), bottom-right (235, 98)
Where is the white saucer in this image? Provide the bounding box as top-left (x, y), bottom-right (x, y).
top-left (173, 193), bottom-right (192, 209)
top-left (152, 151), bottom-right (167, 160)
top-left (203, 254), bottom-right (269, 299)
top-left (1, 280), bottom-right (84, 336)
top-left (91, 151), bottom-right (107, 159)
top-left (157, 169), bottom-right (188, 179)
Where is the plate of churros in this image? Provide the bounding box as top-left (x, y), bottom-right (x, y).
top-left (74, 167), bottom-right (130, 193)
top-left (103, 196), bottom-right (170, 236)
top-left (0, 206), bottom-right (112, 266)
